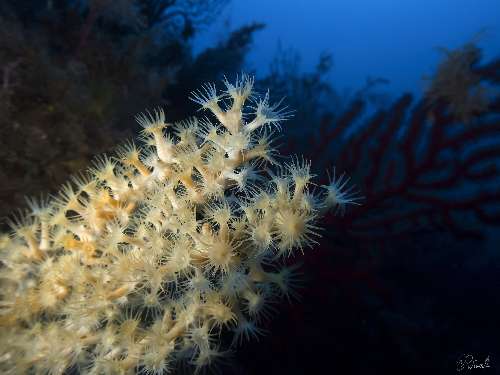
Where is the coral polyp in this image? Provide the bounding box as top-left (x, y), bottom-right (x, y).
top-left (0, 75), bottom-right (357, 375)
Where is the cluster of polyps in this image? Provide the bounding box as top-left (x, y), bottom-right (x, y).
top-left (0, 75), bottom-right (360, 374)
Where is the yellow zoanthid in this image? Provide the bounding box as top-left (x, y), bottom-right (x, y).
top-left (0, 74), bottom-right (359, 375)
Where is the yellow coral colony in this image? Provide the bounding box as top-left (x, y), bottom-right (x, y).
top-left (0, 75), bottom-right (352, 375)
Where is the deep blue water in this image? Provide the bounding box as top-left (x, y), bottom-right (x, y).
top-left (195, 0), bottom-right (500, 95)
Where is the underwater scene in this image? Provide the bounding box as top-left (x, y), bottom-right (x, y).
top-left (0, 1), bottom-right (499, 374)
